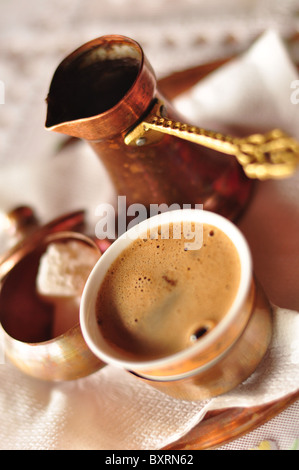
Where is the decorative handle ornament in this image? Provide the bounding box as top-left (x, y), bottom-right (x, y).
top-left (125, 101), bottom-right (299, 180)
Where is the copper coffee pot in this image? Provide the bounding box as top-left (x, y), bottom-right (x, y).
top-left (45, 35), bottom-right (299, 225)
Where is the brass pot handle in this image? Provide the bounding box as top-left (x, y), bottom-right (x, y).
top-left (124, 100), bottom-right (299, 180)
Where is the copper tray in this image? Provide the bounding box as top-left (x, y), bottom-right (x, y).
top-left (156, 52), bottom-right (299, 450)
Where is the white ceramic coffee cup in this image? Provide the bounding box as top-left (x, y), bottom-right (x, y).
top-left (80, 209), bottom-right (272, 400)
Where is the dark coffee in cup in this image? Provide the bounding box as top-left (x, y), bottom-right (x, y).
top-left (95, 221), bottom-right (241, 361)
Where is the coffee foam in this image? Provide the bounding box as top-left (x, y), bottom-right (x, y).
top-left (96, 222), bottom-right (241, 361)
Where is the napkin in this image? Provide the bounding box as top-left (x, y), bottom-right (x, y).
top-left (0, 30), bottom-right (299, 450)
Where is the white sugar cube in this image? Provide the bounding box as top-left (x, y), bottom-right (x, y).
top-left (36, 240), bottom-right (100, 297)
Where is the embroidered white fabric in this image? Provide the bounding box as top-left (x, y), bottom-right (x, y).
top-left (0, 1), bottom-right (299, 450)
